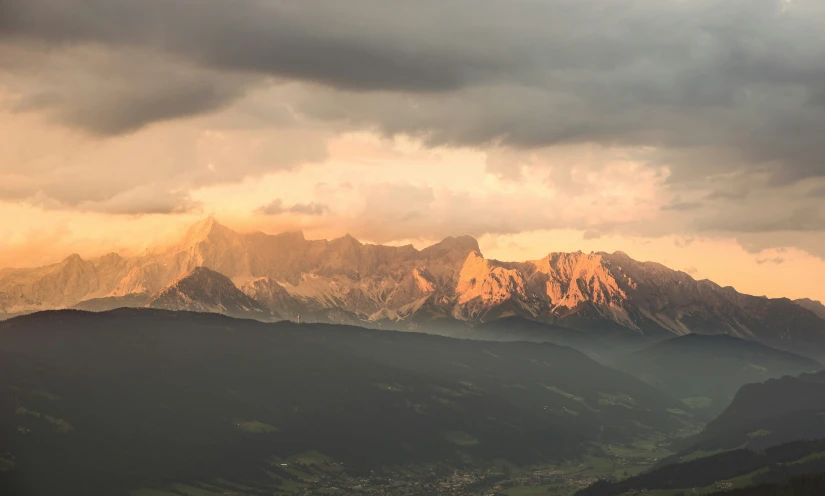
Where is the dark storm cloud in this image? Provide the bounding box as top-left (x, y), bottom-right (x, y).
top-left (0, 0), bottom-right (507, 92)
top-left (2, 0), bottom-right (825, 184)
top-left (694, 205), bottom-right (825, 233)
top-left (0, 44), bottom-right (253, 136)
top-left (22, 77), bottom-right (245, 136)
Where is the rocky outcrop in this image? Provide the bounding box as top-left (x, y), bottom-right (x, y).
top-left (240, 277), bottom-right (302, 320)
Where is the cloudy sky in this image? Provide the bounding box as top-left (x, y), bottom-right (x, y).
top-left (2, 0), bottom-right (825, 301)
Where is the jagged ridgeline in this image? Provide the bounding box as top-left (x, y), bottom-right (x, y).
top-left (2, 217), bottom-right (825, 361)
top-left (0, 309), bottom-right (695, 496)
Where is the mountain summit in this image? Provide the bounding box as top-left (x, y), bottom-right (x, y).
top-left (1, 218), bottom-right (824, 358)
top-left (795, 298), bottom-right (825, 320)
top-left (147, 267), bottom-right (268, 318)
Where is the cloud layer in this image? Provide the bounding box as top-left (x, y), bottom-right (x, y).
top-left (3, 0), bottom-right (824, 181)
top-left (257, 199), bottom-right (330, 216)
top-left (1, 0), bottom-right (825, 262)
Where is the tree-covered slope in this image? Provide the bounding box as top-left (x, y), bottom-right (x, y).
top-left (679, 370), bottom-right (825, 454)
top-left (0, 309), bottom-right (692, 496)
top-left (612, 334), bottom-right (822, 415)
top-left (576, 439), bottom-right (825, 496)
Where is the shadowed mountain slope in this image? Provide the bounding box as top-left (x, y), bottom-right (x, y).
top-left (0, 309), bottom-right (694, 496)
top-left (612, 334), bottom-right (822, 415)
top-left (683, 370), bottom-right (825, 454)
top-left (575, 439), bottom-right (825, 496)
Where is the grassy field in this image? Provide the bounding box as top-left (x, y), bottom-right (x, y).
top-left (681, 396), bottom-right (713, 409)
top-left (505, 485), bottom-right (559, 495)
top-left (444, 430), bottom-right (481, 446)
top-left (677, 448), bottom-right (730, 463)
top-left (504, 435), bottom-right (678, 496)
top-left (0, 458), bottom-right (15, 472)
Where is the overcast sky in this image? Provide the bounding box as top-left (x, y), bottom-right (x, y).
top-left (2, 0), bottom-right (825, 301)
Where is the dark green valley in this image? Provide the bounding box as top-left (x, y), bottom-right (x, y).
top-left (0, 309), bottom-right (696, 496)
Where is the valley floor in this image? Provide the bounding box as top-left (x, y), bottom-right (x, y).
top-left (124, 436), bottom-right (680, 496)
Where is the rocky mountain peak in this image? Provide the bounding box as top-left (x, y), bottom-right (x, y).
top-left (181, 265), bottom-right (220, 278)
top-left (328, 233), bottom-right (363, 253)
top-left (240, 277), bottom-right (301, 319)
top-left (456, 252), bottom-right (526, 309)
top-left (335, 233), bottom-right (361, 243)
top-left (97, 252), bottom-right (123, 264)
top-left (158, 266), bottom-right (236, 294)
top-left (532, 251), bottom-right (628, 309)
top-left (178, 215), bottom-right (236, 249)
top-left (269, 230), bottom-right (306, 242)
top-left (795, 298), bottom-right (825, 319)
top-left (62, 253), bottom-right (84, 264)
top-left (241, 276), bottom-right (290, 296)
top-left (422, 235), bottom-right (481, 260)
top-left (147, 266), bottom-right (266, 317)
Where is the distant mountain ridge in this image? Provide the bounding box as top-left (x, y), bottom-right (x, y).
top-left (1, 217), bottom-right (824, 356)
top-left (612, 334), bottom-right (822, 415)
top-left (795, 298), bottom-right (825, 320)
top-left (690, 370), bottom-right (825, 452)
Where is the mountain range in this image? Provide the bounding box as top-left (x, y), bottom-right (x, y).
top-left (1, 216), bottom-right (824, 357)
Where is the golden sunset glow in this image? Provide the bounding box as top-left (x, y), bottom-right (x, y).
top-left (6, 3), bottom-right (825, 495)
top-left (2, 0), bottom-right (825, 306)
top-left (1, 121), bottom-right (825, 302)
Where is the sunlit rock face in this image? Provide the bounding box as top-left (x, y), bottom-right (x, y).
top-left (1, 218), bottom-right (824, 355)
